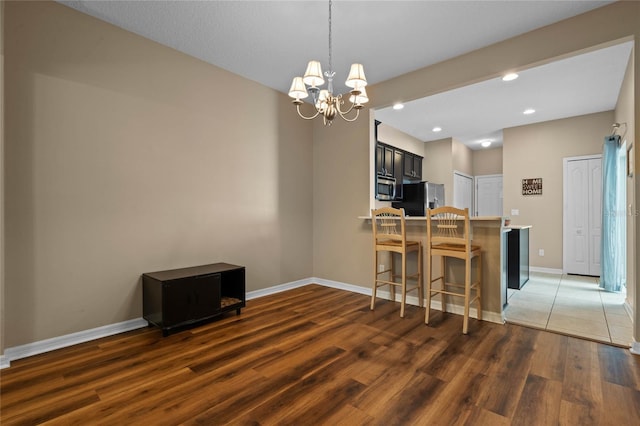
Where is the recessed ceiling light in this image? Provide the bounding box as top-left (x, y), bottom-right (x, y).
top-left (523, 108), bottom-right (536, 115)
top-left (502, 73), bottom-right (519, 81)
top-left (481, 140), bottom-right (492, 148)
top-left (392, 103), bottom-right (404, 110)
top-left (432, 127), bottom-right (442, 132)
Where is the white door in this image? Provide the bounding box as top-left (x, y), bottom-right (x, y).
top-left (563, 156), bottom-right (602, 275)
top-left (475, 175), bottom-right (503, 216)
top-left (588, 159), bottom-right (602, 276)
top-left (453, 172), bottom-right (473, 212)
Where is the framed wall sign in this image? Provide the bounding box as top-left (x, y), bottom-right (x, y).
top-left (522, 178), bottom-right (542, 195)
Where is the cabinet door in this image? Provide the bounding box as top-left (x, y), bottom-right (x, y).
top-left (393, 150), bottom-right (404, 200)
top-left (403, 153), bottom-right (414, 178)
top-left (412, 155), bottom-right (422, 180)
top-left (383, 146), bottom-right (394, 176)
top-left (376, 144), bottom-right (384, 175)
top-left (191, 273), bottom-right (222, 319)
top-left (163, 274), bottom-right (221, 326)
top-left (403, 153), bottom-right (422, 180)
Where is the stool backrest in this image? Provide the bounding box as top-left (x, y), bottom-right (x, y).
top-left (426, 206), bottom-right (471, 249)
top-left (371, 207), bottom-right (406, 244)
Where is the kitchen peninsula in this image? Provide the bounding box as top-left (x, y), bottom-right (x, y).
top-left (360, 215), bottom-right (507, 324)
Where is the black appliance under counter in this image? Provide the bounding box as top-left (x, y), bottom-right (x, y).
top-left (506, 226), bottom-right (531, 290)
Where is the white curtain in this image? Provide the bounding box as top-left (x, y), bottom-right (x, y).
top-left (600, 135), bottom-right (626, 292)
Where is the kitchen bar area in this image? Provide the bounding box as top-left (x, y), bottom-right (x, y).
top-left (367, 120), bottom-right (531, 326)
top-left (361, 213), bottom-right (508, 324)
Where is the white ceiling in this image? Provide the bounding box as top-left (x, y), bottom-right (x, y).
top-left (376, 41), bottom-right (633, 149)
top-left (58, 0), bottom-right (629, 148)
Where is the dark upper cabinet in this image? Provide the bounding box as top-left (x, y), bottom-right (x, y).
top-left (375, 140), bottom-right (423, 199)
top-left (393, 150), bottom-right (404, 200)
top-left (376, 143), bottom-right (394, 177)
top-left (403, 152), bottom-right (423, 181)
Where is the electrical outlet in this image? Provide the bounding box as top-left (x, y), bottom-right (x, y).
top-left (511, 209), bottom-right (520, 216)
top-left (539, 249), bottom-right (545, 256)
top-left (379, 264), bottom-right (385, 272)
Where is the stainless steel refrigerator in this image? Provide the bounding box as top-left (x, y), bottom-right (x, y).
top-left (392, 182), bottom-right (445, 216)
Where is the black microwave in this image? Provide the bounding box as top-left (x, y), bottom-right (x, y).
top-left (376, 175), bottom-right (396, 201)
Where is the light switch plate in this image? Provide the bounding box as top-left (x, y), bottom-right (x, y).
top-left (511, 209), bottom-right (520, 216)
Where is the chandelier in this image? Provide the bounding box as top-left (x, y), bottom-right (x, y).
top-left (288, 0), bottom-right (369, 125)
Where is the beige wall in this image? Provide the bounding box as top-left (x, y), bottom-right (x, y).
top-left (615, 46), bottom-right (635, 314)
top-left (4, 1), bottom-right (313, 347)
top-left (376, 122), bottom-right (423, 156)
top-left (313, 1), bottom-right (639, 342)
top-left (473, 147), bottom-right (503, 176)
top-left (503, 111), bottom-right (613, 270)
top-left (452, 138), bottom-right (473, 175)
top-left (423, 139), bottom-right (454, 204)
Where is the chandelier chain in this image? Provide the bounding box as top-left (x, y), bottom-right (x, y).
top-left (328, 0), bottom-right (332, 74)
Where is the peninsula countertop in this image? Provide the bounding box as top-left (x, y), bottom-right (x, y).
top-left (359, 215), bottom-right (503, 221)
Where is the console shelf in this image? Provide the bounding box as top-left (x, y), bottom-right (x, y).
top-left (142, 263), bottom-right (246, 336)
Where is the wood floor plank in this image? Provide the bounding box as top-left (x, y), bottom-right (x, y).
top-left (1, 285), bottom-right (638, 425)
top-left (559, 400), bottom-right (600, 426)
top-left (412, 360), bottom-right (488, 424)
top-left (597, 381), bottom-right (640, 425)
top-left (510, 374), bottom-right (563, 426)
top-left (561, 336), bottom-right (604, 407)
top-left (529, 330), bottom-right (568, 381)
top-left (598, 343), bottom-right (640, 390)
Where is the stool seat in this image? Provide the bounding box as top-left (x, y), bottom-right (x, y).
top-left (371, 207), bottom-right (423, 318)
top-left (376, 239), bottom-right (421, 250)
top-left (425, 206), bottom-right (482, 334)
top-left (431, 243), bottom-right (481, 254)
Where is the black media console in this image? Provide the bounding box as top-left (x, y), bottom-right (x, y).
top-left (142, 263), bottom-right (246, 336)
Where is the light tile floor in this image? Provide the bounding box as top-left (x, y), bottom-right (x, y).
top-left (504, 271), bottom-right (633, 347)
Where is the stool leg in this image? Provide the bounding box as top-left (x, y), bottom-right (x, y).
top-left (400, 252), bottom-right (407, 318)
top-left (371, 250), bottom-right (378, 310)
top-left (463, 254), bottom-right (471, 334)
top-left (477, 253), bottom-right (482, 321)
top-left (417, 244), bottom-right (424, 308)
top-left (390, 253), bottom-right (396, 304)
top-left (441, 256), bottom-right (446, 313)
top-left (425, 247), bottom-right (432, 324)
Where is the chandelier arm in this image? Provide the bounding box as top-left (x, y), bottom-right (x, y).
top-left (335, 97), bottom-right (355, 115)
top-left (295, 103), bottom-right (321, 120)
top-left (337, 108), bottom-right (361, 123)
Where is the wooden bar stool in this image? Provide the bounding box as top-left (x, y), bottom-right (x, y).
top-left (425, 206), bottom-right (482, 334)
top-left (371, 207), bottom-right (423, 318)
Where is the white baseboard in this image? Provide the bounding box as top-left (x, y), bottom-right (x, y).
top-left (246, 278), bottom-right (313, 300)
top-left (322, 278), bottom-right (504, 325)
top-left (630, 340), bottom-right (640, 355)
top-left (1, 318), bottom-right (148, 369)
top-left (1, 276), bottom-right (505, 369)
top-left (530, 266), bottom-right (563, 275)
top-left (312, 277), bottom-right (371, 296)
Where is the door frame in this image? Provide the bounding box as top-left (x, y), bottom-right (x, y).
top-left (562, 154), bottom-right (602, 274)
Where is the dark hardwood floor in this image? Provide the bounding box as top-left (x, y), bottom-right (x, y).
top-left (1, 284), bottom-right (639, 425)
